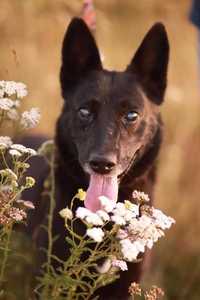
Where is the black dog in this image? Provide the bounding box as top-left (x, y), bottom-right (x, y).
top-left (26, 18), bottom-right (169, 300)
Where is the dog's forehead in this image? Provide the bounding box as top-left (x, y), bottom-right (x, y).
top-left (97, 71), bottom-right (142, 101)
top-left (77, 70), bottom-right (144, 106)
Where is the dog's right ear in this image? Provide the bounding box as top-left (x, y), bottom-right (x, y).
top-left (126, 23), bottom-right (169, 105)
top-left (60, 18), bottom-right (102, 96)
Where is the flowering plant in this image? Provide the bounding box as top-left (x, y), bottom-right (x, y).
top-left (0, 81), bottom-right (40, 294)
top-left (0, 80), bottom-right (40, 130)
top-left (38, 140), bottom-right (175, 300)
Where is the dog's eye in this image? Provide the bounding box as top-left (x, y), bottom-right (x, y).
top-left (125, 111), bottom-right (139, 123)
top-left (78, 108), bottom-right (92, 120)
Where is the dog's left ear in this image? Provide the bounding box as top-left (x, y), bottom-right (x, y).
top-left (127, 23), bottom-right (169, 105)
top-left (60, 18), bottom-right (102, 96)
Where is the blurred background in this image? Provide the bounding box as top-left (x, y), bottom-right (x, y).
top-left (0, 0), bottom-right (200, 299)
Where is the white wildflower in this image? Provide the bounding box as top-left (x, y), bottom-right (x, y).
top-left (112, 202), bottom-right (139, 223)
top-left (113, 203), bottom-right (131, 222)
top-left (76, 207), bottom-right (103, 225)
top-left (132, 190), bottom-right (150, 203)
top-left (9, 149), bottom-right (22, 157)
top-left (0, 90), bottom-right (4, 98)
top-left (10, 144), bottom-right (26, 152)
top-left (85, 212), bottom-right (104, 226)
top-left (129, 215), bottom-right (152, 232)
top-left (86, 227), bottom-right (104, 242)
top-left (0, 81), bottom-right (5, 87)
top-left (111, 259), bottom-right (128, 271)
top-left (146, 239), bottom-right (154, 249)
top-left (124, 200), bottom-right (139, 215)
top-left (132, 240), bottom-right (145, 253)
top-left (111, 214), bottom-right (126, 225)
top-left (15, 82), bottom-right (27, 98)
top-left (0, 98), bottom-right (14, 110)
top-left (152, 208), bottom-right (175, 230)
top-left (143, 225), bottom-right (164, 245)
top-left (0, 136), bottom-right (13, 148)
top-left (25, 148), bottom-right (37, 156)
top-left (99, 195), bottom-right (116, 212)
top-left (7, 108), bottom-right (19, 121)
top-left (11, 144), bottom-right (37, 156)
top-left (120, 239), bottom-right (139, 261)
top-left (96, 210), bottom-right (110, 222)
top-left (20, 107), bottom-right (41, 129)
top-left (59, 207), bottom-right (73, 220)
top-left (0, 81), bottom-right (27, 98)
top-left (127, 213), bottom-right (168, 254)
top-left (117, 229), bottom-right (128, 240)
top-left (3, 81), bottom-right (16, 96)
top-left (9, 207), bottom-right (27, 222)
top-left (76, 207), bottom-right (92, 219)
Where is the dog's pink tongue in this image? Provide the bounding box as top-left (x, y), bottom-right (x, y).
top-left (84, 174), bottom-right (118, 212)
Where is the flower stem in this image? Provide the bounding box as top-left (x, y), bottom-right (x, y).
top-left (46, 148), bottom-right (55, 276)
top-left (0, 224), bottom-right (13, 285)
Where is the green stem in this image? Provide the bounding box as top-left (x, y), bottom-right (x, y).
top-left (0, 150), bottom-right (9, 169)
top-left (46, 149), bottom-right (55, 276)
top-left (0, 224), bottom-right (13, 284)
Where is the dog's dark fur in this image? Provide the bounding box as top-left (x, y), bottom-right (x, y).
top-left (25, 18), bottom-right (169, 300)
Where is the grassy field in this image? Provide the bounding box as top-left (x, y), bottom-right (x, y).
top-left (1, 0), bottom-right (200, 299)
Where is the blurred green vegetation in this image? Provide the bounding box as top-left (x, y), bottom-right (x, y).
top-left (1, 0), bottom-right (200, 299)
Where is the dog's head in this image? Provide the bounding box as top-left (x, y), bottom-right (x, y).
top-left (57, 18), bottom-right (169, 211)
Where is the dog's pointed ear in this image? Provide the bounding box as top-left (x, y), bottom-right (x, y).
top-left (126, 23), bottom-right (169, 105)
top-left (60, 18), bottom-right (102, 96)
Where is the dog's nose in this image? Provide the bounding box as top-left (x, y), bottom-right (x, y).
top-left (89, 155), bottom-right (116, 174)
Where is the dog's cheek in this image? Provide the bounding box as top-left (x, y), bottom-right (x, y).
top-left (118, 120), bottom-right (147, 168)
top-left (142, 114), bottom-right (160, 145)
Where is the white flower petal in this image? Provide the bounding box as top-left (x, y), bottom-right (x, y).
top-left (96, 210), bottom-right (110, 222)
top-left (111, 259), bottom-right (128, 271)
top-left (0, 98), bottom-right (14, 110)
top-left (86, 227), bottom-right (104, 242)
top-left (9, 149), bottom-right (22, 157)
top-left (76, 207), bottom-right (91, 219)
top-left (99, 195), bottom-right (116, 212)
top-left (0, 136), bottom-right (13, 148)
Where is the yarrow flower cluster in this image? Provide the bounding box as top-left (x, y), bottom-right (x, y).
top-left (74, 191), bottom-right (175, 263)
top-left (111, 259), bottom-right (128, 271)
top-left (129, 282), bottom-right (164, 300)
top-left (0, 81), bottom-right (27, 98)
top-left (0, 135), bottom-right (37, 225)
top-left (0, 136), bottom-right (13, 148)
top-left (0, 80), bottom-right (41, 129)
top-left (20, 108), bottom-right (41, 129)
top-left (0, 183), bottom-right (35, 225)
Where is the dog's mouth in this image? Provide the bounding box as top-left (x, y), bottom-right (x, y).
top-left (84, 150), bottom-right (140, 212)
top-left (84, 174), bottom-right (118, 212)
